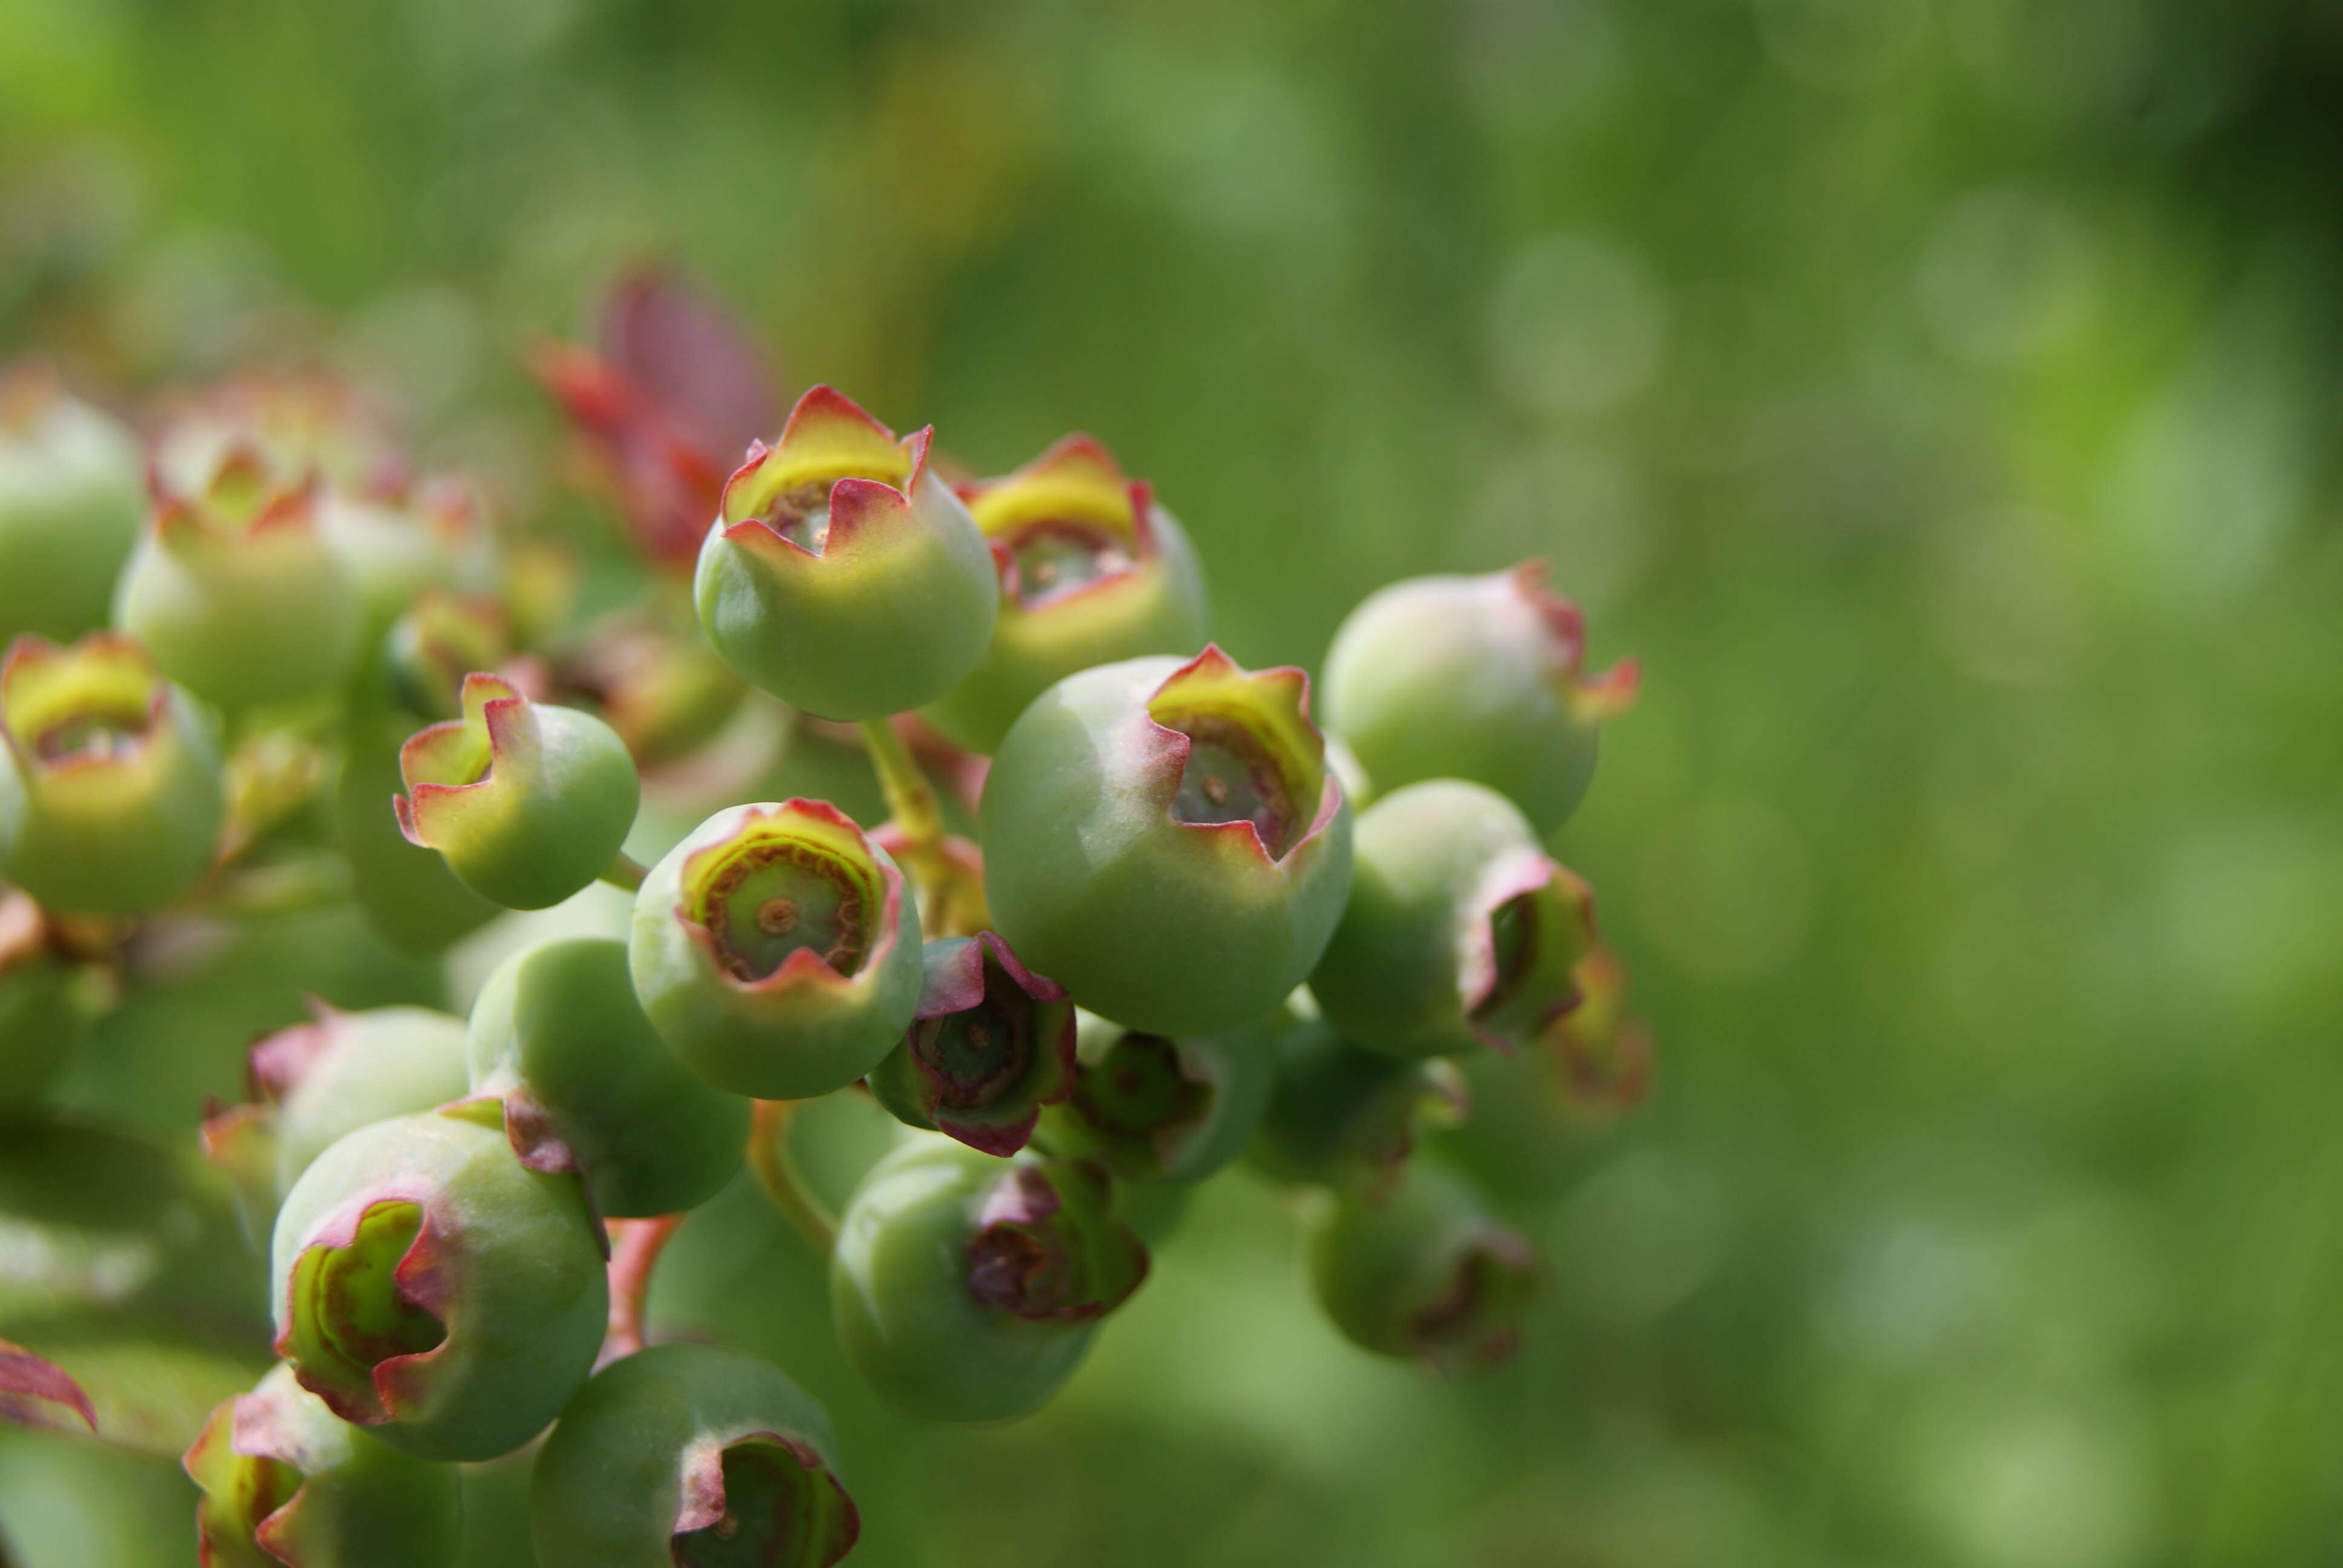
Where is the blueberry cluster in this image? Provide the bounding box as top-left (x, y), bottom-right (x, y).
top-left (0, 279), bottom-right (1646, 1566)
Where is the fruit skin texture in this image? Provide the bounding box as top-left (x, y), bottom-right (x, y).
top-left (467, 935), bottom-right (749, 1218)
top-left (980, 647), bottom-right (1354, 1037)
top-left (0, 376), bottom-right (146, 645)
top-left (531, 1343), bottom-right (858, 1568)
top-left (694, 384), bottom-right (998, 720)
top-left (113, 451), bottom-right (363, 711)
top-left (0, 633), bottom-right (225, 916)
top-left (920, 434), bottom-right (1209, 754)
top-left (631, 799), bottom-right (924, 1100)
top-left (1320, 563), bottom-right (1637, 834)
top-left (393, 671), bottom-right (640, 910)
top-left (269, 1104), bottom-right (608, 1463)
top-left (1306, 1159), bottom-right (1536, 1373)
top-left (1041, 1010), bottom-right (1279, 1184)
top-left (1310, 779), bottom-right (1598, 1060)
top-left (183, 1361), bottom-right (462, 1568)
top-left (202, 1003), bottom-right (473, 1209)
top-left (867, 931), bottom-right (1077, 1157)
top-left (831, 1136), bottom-right (1147, 1423)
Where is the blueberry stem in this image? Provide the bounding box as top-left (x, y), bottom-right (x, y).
top-left (598, 1212), bottom-right (684, 1367)
top-left (598, 851), bottom-right (649, 893)
top-left (746, 1098), bottom-right (837, 1255)
top-left (857, 717), bottom-right (948, 886)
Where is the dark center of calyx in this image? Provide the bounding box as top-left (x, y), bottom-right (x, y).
top-left (1004, 519), bottom-right (1133, 609)
top-left (1073, 1033), bottom-right (1211, 1146)
top-left (671, 1442), bottom-right (816, 1568)
top-left (703, 843), bottom-right (868, 982)
top-left (914, 960), bottom-right (1035, 1110)
top-left (1165, 714), bottom-right (1300, 857)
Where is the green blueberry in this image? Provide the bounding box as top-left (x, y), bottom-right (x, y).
top-left (0, 889), bottom-right (108, 1110)
top-left (394, 673), bottom-right (640, 910)
top-left (531, 1344), bottom-right (858, 1568)
top-left (1310, 779), bottom-right (1598, 1060)
top-left (831, 1135), bottom-right (1147, 1422)
top-left (630, 800), bottom-right (923, 1100)
top-left (552, 608), bottom-right (746, 771)
top-left (335, 713), bottom-right (502, 955)
top-left (695, 385), bottom-right (997, 720)
top-left (1040, 1010), bottom-right (1277, 1184)
top-left (468, 936), bottom-right (749, 1218)
top-left (205, 1002), bottom-right (473, 1205)
top-left (184, 1361), bottom-right (462, 1568)
top-left (1321, 564), bottom-right (1637, 834)
top-left (920, 434), bottom-right (1209, 754)
top-left (270, 1104), bottom-right (608, 1462)
top-left (319, 477), bottom-right (501, 657)
top-left (1306, 1160), bottom-right (1535, 1373)
top-left (0, 373), bottom-right (146, 645)
top-left (381, 589), bottom-right (511, 722)
top-left (1247, 1016), bottom-right (1464, 1192)
top-left (113, 448), bottom-right (362, 711)
top-left (868, 932), bottom-right (1075, 1157)
top-left (0, 633), bottom-right (224, 916)
top-left (981, 647), bottom-right (1354, 1036)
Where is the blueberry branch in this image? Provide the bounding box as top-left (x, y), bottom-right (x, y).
top-left (745, 1099), bottom-right (837, 1255)
top-left (598, 851), bottom-right (648, 893)
top-left (598, 1212), bottom-right (684, 1367)
top-left (857, 717), bottom-right (948, 877)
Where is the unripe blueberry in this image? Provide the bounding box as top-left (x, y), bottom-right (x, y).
top-left (1248, 1017), bottom-right (1464, 1193)
top-left (1040, 1011), bottom-right (1277, 1184)
top-left (695, 385), bottom-right (998, 719)
top-left (152, 371), bottom-right (405, 501)
top-left (184, 1362), bottom-right (462, 1568)
top-left (630, 800), bottom-right (923, 1100)
top-left (319, 475), bottom-right (500, 655)
top-left (531, 1344), bottom-right (857, 1568)
top-left (270, 1104), bottom-right (608, 1462)
top-left (1310, 779), bottom-right (1598, 1059)
top-left (0, 370), bottom-right (146, 645)
top-left (831, 1136), bottom-right (1147, 1422)
top-left (1322, 563), bottom-right (1637, 833)
top-left (114, 449), bottom-right (363, 711)
top-left (981, 647), bottom-right (1354, 1036)
top-left (202, 1002), bottom-right (473, 1207)
top-left (335, 714), bottom-right (501, 955)
top-left (868, 932), bottom-right (1075, 1156)
top-left (920, 435), bottom-right (1209, 754)
top-left (393, 673), bottom-right (640, 910)
top-left (0, 633), bottom-right (224, 916)
top-left (381, 589), bottom-right (511, 722)
top-left (553, 609), bottom-right (746, 770)
top-left (0, 889), bottom-right (106, 1110)
top-left (468, 936), bottom-right (749, 1218)
top-left (1306, 1161), bottom-right (1535, 1373)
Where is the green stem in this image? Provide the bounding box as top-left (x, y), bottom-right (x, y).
top-left (857, 717), bottom-right (947, 864)
top-left (598, 851), bottom-right (649, 893)
top-left (746, 1099), bottom-right (837, 1255)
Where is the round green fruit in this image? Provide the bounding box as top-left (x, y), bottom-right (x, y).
top-left (981, 647), bottom-right (1353, 1036)
top-left (531, 1343), bottom-right (857, 1568)
top-left (468, 936), bottom-right (749, 1218)
top-left (831, 1136), bottom-right (1146, 1422)
top-left (269, 1105), bottom-right (608, 1462)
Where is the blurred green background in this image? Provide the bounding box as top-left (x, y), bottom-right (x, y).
top-left (7, 0), bottom-right (2343, 1563)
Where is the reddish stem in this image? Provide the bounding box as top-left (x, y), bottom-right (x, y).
top-left (598, 1212), bottom-right (685, 1367)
